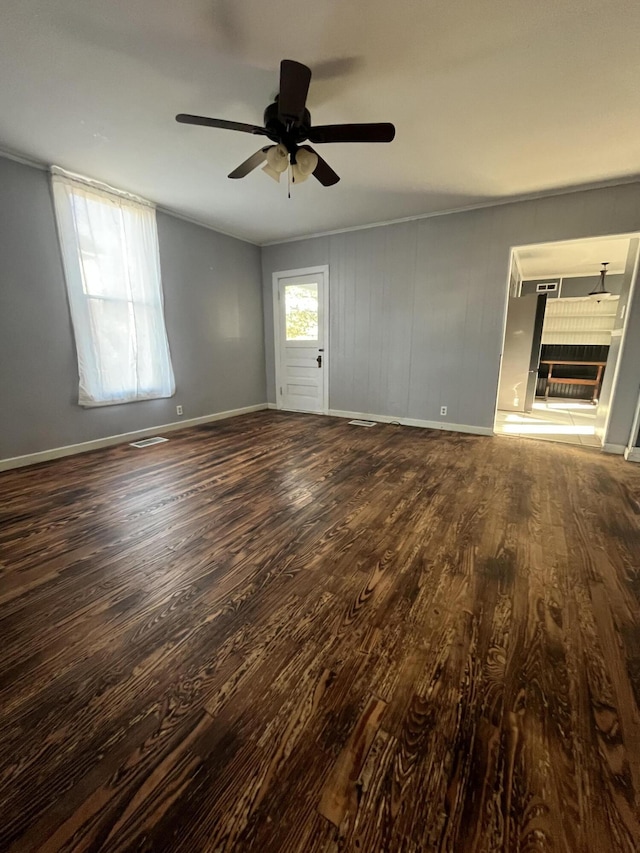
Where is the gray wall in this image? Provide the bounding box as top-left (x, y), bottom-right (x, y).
top-left (560, 274), bottom-right (624, 299)
top-left (0, 156), bottom-right (265, 460)
top-left (262, 183), bottom-right (640, 437)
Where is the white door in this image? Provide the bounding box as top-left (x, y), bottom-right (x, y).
top-left (274, 267), bottom-right (328, 414)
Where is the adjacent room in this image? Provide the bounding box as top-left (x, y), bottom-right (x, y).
top-left (495, 235), bottom-right (640, 449)
top-left (2, 2), bottom-right (640, 852)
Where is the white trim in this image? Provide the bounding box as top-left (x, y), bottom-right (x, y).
top-left (272, 265), bottom-right (330, 416)
top-left (602, 443), bottom-right (627, 455)
top-left (625, 386), bottom-right (640, 457)
top-left (0, 404), bottom-right (267, 472)
top-left (261, 180), bottom-right (640, 246)
top-left (328, 409), bottom-right (493, 436)
top-left (600, 240), bottom-right (640, 442)
top-left (492, 248), bottom-right (517, 429)
top-left (512, 252), bottom-right (522, 292)
top-left (0, 145), bottom-right (47, 171)
top-left (624, 447), bottom-right (640, 462)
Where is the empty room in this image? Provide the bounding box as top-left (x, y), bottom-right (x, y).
top-left (2, 2), bottom-right (640, 852)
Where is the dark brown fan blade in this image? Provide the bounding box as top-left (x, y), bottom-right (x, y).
top-left (307, 123), bottom-right (395, 144)
top-left (301, 146), bottom-right (340, 186)
top-left (278, 60), bottom-right (312, 124)
top-left (176, 114), bottom-right (268, 136)
top-left (228, 147), bottom-right (272, 179)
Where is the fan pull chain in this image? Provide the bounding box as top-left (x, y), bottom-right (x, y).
top-left (288, 164), bottom-right (291, 199)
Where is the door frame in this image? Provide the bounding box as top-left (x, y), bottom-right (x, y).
top-left (492, 248), bottom-right (519, 431)
top-left (624, 389), bottom-right (640, 462)
top-left (599, 238), bottom-right (640, 445)
top-left (272, 265), bottom-right (330, 414)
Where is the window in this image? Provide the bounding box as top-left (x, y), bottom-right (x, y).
top-left (284, 283), bottom-right (319, 340)
top-left (52, 169), bottom-right (175, 406)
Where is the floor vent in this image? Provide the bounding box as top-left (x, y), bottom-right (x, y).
top-left (348, 419), bottom-right (377, 427)
top-left (129, 436), bottom-right (169, 448)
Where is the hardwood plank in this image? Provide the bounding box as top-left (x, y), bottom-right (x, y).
top-left (318, 694), bottom-right (387, 827)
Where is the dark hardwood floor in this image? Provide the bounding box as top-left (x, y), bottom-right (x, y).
top-left (1, 411), bottom-right (640, 852)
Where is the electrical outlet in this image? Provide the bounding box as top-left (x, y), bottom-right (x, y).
top-left (440, 406), bottom-right (447, 417)
top-left (176, 405), bottom-right (183, 416)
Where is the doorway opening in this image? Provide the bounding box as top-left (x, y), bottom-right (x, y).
top-left (494, 235), bottom-right (640, 448)
top-left (273, 265), bottom-right (329, 415)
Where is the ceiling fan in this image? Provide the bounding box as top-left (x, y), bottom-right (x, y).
top-left (175, 59), bottom-right (395, 187)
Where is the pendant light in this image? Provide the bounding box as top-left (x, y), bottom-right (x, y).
top-left (589, 262), bottom-right (611, 302)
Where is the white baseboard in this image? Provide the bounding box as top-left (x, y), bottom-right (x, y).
top-left (624, 446), bottom-right (640, 462)
top-left (267, 402), bottom-right (278, 410)
top-left (602, 443), bottom-right (627, 455)
top-left (0, 403), bottom-right (268, 472)
top-left (327, 409), bottom-right (493, 437)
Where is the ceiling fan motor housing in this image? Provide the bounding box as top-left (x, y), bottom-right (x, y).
top-left (263, 101), bottom-right (312, 151)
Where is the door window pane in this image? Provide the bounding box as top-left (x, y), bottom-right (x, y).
top-left (285, 283), bottom-right (318, 340)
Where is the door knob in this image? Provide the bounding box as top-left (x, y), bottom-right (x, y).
top-left (317, 355), bottom-right (322, 368)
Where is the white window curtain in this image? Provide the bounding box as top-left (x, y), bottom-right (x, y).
top-left (51, 168), bottom-right (175, 407)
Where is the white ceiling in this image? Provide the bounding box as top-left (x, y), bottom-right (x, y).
top-left (516, 236), bottom-right (632, 279)
top-left (2, 0), bottom-right (640, 244)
